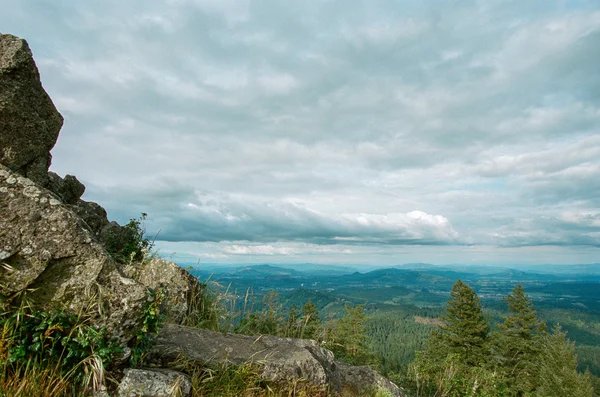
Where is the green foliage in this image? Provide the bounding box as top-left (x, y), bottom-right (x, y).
top-left (534, 326), bottom-right (594, 397)
top-left (493, 284), bottom-right (547, 395)
top-left (324, 304), bottom-right (375, 366)
top-left (0, 299), bottom-right (121, 394)
top-left (408, 352), bottom-right (507, 397)
top-left (300, 300), bottom-right (322, 340)
top-left (407, 282), bottom-right (595, 397)
top-left (103, 213), bottom-right (154, 263)
top-left (283, 304), bottom-right (300, 338)
top-left (130, 287), bottom-right (165, 366)
top-left (430, 280), bottom-right (491, 367)
top-left (179, 279), bottom-right (220, 331)
top-left (235, 290), bottom-right (283, 336)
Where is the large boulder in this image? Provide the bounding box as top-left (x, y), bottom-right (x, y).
top-left (0, 34), bottom-right (63, 187)
top-left (123, 257), bottom-right (203, 324)
top-left (149, 324), bottom-right (341, 391)
top-left (0, 165), bottom-right (148, 342)
top-left (148, 324), bottom-right (406, 396)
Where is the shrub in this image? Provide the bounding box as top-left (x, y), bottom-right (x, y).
top-left (102, 213), bottom-right (154, 263)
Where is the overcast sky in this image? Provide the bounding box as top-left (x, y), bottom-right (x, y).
top-left (3, 0), bottom-right (600, 266)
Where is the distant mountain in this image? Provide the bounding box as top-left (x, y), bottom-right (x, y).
top-left (234, 264), bottom-right (300, 276)
top-left (394, 263), bottom-right (438, 270)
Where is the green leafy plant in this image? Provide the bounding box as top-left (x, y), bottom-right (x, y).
top-left (0, 298), bottom-right (121, 394)
top-left (130, 287), bottom-right (165, 366)
top-left (103, 213), bottom-right (154, 263)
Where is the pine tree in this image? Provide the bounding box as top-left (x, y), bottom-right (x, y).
top-left (284, 304), bottom-right (299, 338)
top-left (260, 289), bottom-right (280, 335)
top-left (495, 284), bottom-right (547, 395)
top-left (432, 279), bottom-right (491, 367)
top-left (408, 281), bottom-right (499, 396)
top-left (535, 326), bottom-right (594, 397)
top-left (300, 300), bottom-right (321, 340)
top-left (325, 304), bottom-right (373, 365)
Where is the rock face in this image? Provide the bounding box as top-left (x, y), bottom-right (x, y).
top-left (118, 368), bottom-right (192, 397)
top-left (0, 164), bottom-right (148, 342)
top-left (148, 324), bottom-right (405, 396)
top-left (124, 257), bottom-right (203, 323)
top-left (0, 34), bottom-right (63, 187)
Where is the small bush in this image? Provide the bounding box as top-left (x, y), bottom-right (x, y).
top-left (130, 287), bottom-right (166, 367)
top-left (102, 213), bottom-right (154, 263)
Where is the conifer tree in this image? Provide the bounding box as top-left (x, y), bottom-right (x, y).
top-left (495, 284), bottom-right (547, 395)
top-left (284, 304), bottom-right (299, 338)
top-left (301, 300), bottom-right (321, 340)
top-left (325, 304), bottom-right (373, 365)
top-left (534, 326), bottom-right (594, 397)
top-left (431, 279), bottom-right (491, 366)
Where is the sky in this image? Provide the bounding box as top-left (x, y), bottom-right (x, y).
top-left (2, 0), bottom-right (600, 267)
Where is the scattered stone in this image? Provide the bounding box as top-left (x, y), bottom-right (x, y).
top-left (118, 368), bottom-right (191, 397)
top-left (0, 34), bottom-right (63, 186)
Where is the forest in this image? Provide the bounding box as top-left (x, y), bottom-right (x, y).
top-left (189, 263), bottom-right (600, 395)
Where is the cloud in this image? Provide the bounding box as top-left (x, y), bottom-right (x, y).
top-left (2, 0), bottom-right (600, 264)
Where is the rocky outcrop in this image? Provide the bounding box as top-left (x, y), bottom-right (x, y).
top-left (118, 368), bottom-right (192, 397)
top-left (47, 171), bottom-right (86, 205)
top-left (147, 324), bottom-right (405, 396)
top-left (70, 199), bottom-right (110, 237)
top-left (1, 32), bottom-right (405, 396)
top-left (0, 164), bottom-right (148, 342)
top-left (124, 257), bottom-right (203, 323)
top-left (0, 34), bottom-right (63, 187)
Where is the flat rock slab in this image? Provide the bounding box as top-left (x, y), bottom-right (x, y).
top-left (150, 324), bottom-right (341, 391)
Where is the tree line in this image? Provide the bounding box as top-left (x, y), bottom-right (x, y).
top-left (404, 280), bottom-right (595, 396)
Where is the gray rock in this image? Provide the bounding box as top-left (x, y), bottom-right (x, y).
top-left (70, 199), bottom-right (110, 237)
top-left (47, 172), bottom-right (86, 205)
top-left (124, 258), bottom-right (202, 324)
top-left (0, 165), bottom-right (148, 342)
top-left (118, 368), bottom-right (191, 397)
top-left (337, 361), bottom-right (405, 397)
top-left (0, 34), bottom-right (63, 186)
top-left (149, 324), bottom-right (341, 392)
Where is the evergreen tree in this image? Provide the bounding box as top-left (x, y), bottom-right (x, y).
top-left (535, 326), bottom-right (594, 397)
top-left (260, 289), bottom-right (280, 335)
top-left (495, 284), bottom-right (547, 395)
top-left (284, 304), bottom-right (299, 338)
top-left (324, 304), bottom-right (373, 365)
top-left (300, 300), bottom-right (321, 340)
top-left (432, 280), bottom-right (490, 366)
top-left (407, 281), bottom-right (500, 396)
